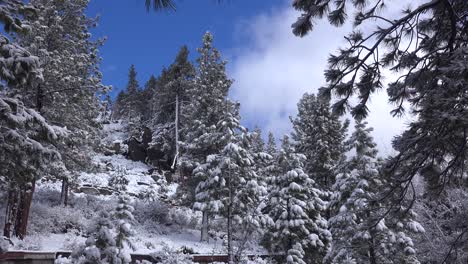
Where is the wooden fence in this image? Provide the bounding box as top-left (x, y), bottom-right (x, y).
top-left (0, 251), bottom-right (274, 263)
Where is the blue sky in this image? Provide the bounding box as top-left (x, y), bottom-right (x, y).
top-left (86, 0), bottom-right (284, 97)
top-left (86, 0), bottom-right (409, 152)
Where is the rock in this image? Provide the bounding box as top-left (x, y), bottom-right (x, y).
top-left (164, 171), bottom-right (173, 183)
top-left (141, 126), bottom-right (152, 148)
top-left (126, 137), bottom-right (146, 162)
top-left (103, 147), bottom-right (115, 156)
top-left (112, 142), bottom-right (121, 153)
top-left (79, 186), bottom-right (100, 195)
top-left (98, 187), bottom-right (115, 195)
top-left (146, 146), bottom-right (165, 166)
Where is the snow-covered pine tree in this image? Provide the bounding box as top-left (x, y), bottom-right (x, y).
top-left (150, 45), bottom-right (195, 170)
top-left (263, 135), bottom-right (330, 264)
top-left (15, 0), bottom-right (108, 206)
top-left (71, 211), bottom-right (119, 264)
top-left (140, 74), bottom-right (158, 123)
top-left (108, 167), bottom-right (130, 193)
top-left (290, 93), bottom-right (348, 192)
top-left (194, 102), bottom-right (266, 261)
top-left (265, 132), bottom-right (277, 157)
top-left (327, 120), bottom-right (421, 264)
top-left (0, 1), bottom-right (73, 239)
top-left (1, 96), bottom-right (64, 238)
top-left (114, 64), bottom-right (141, 124)
top-left (177, 32), bottom-right (233, 240)
top-left (114, 195), bottom-right (136, 263)
top-left (292, 4), bottom-right (467, 254)
top-left (71, 196), bottom-right (135, 264)
top-left (251, 126), bottom-right (265, 153)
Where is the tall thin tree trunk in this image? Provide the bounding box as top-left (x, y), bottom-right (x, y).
top-left (227, 172), bottom-right (234, 264)
top-left (201, 210), bottom-right (210, 242)
top-left (171, 93), bottom-right (179, 171)
top-left (3, 190), bottom-right (17, 238)
top-left (60, 177), bottom-right (69, 206)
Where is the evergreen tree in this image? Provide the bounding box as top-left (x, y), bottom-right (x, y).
top-left (263, 135), bottom-right (331, 264)
top-left (114, 195), bottom-right (136, 263)
top-left (0, 0), bottom-right (67, 239)
top-left (71, 197), bottom-right (136, 264)
top-left (194, 104), bottom-right (266, 261)
top-left (71, 211), bottom-right (119, 264)
top-left (251, 126), bottom-right (265, 153)
top-left (0, 96), bottom-right (63, 238)
top-left (116, 64), bottom-right (141, 122)
top-left (15, 0), bottom-right (108, 206)
top-left (150, 46), bottom-right (195, 168)
top-left (291, 93), bottom-right (348, 192)
top-left (292, 0), bottom-right (468, 219)
top-left (141, 74), bottom-right (158, 123)
top-left (178, 32), bottom-right (233, 210)
top-left (265, 131), bottom-right (277, 157)
top-left (327, 120), bottom-right (421, 264)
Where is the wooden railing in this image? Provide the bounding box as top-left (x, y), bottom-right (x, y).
top-left (0, 251), bottom-right (275, 263)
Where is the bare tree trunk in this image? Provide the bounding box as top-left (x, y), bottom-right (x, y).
top-left (4, 180), bottom-right (37, 239)
top-left (171, 94), bottom-right (179, 170)
top-left (60, 177), bottom-right (69, 206)
top-left (201, 210), bottom-right (210, 242)
top-left (227, 169), bottom-right (234, 264)
top-left (14, 180), bottom-right (36, 239)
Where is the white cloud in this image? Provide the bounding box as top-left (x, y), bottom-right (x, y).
top-left (228, 3), bottom-right (412, 154)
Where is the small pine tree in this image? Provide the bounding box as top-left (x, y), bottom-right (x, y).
top-left (263, 135), bottom-right (331, 264)
top-left (71, 211), bottom-right (119, 264)
top-left (265, 132), bottom-right (277, 157)
top-left (108, 167), bottom-right (129, 192)
top-left (114, 195), bottom-right (136, 263)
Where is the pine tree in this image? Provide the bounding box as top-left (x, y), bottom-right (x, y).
top-left (0, 96), bottom-right (63, 238)
top-left (0, 0), bottom-right (66, 239)
top-left (15, 0), bottom-right (108, 207)
top-left (265, 132), bottom-right (277, 157)
top-left (251, 126), bottom-right (265, 153)
top-left (71, 211), bottom-right (119, 264)
top-left (327, 120), bottom-right (421, 264)
top-left (263, 135), bottom-right (331, 264)
top-left (150, 46), bottom-right (195, 169)
top-left (194, 104), bottom-right (266, 261)
top-left (71, 198), bottom-right (136, 264)
top-left (291, 1), bottom-right (468, 235)
top-left (178, 32), bottom-right (234, 241)
top-left (114, 195), bottom-right (136, 263)
top-left (116, 65), bottom-right (141, 122)
top-left (141, 74), bottom-right (158, 123)
top-left (291, 92), bottom-right (348, 192)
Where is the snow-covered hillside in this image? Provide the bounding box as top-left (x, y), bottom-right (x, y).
top-left (0, 121), bottom-right (264, 257)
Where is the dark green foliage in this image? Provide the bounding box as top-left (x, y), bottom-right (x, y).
top-left (290, 93), bottom-right (348, 192)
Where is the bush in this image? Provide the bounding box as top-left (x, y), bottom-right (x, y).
top-left (150, 244), bottom-right (194, 264)
top-left (11, 234), bottom-right (42, 251)
top-left (29, 202), bottom-right (90, 235)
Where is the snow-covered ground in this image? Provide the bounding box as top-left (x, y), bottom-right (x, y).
top-left (2, 153), bottom-right (262, 255)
